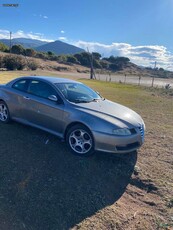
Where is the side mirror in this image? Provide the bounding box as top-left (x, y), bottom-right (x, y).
top-left (48, 95), bottom-right (58, 102)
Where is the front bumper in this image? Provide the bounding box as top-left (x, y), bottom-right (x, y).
top-left (92, 129), bottom-right (144, 154)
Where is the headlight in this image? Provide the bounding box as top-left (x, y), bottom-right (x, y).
top-left (112, 128), bottom-right (131, 136)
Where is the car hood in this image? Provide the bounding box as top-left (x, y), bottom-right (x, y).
top-left (74, 99), bottom-right (144, 128)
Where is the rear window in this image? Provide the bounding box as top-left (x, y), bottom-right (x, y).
top-left (12, 79), bottom-right (29, 92)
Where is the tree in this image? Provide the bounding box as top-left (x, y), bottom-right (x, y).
top-left (74, 52), bottom-right (90, 67)
top-left (35, 52), bottom-right (47, 59)
top-left (100, 60), bottom-right (109, 69)
top-left (109, 63), bottom-right (122, 71)
top-left (103, 56), bottom-right (130, 64)
top-left (92, 52), bottom-right (101, 60)
top-left (66, 55), bottom-right (79, 64)
top-left (11, 45), bottom-right (25, 55)
top-left (56, 55), bottom-right (67, 63)
top-left (47, 51), bottom-right (54, 56)
top-left (25, 48), bottom-right (36, 57)
top-left (93, 59), bottom-right (102, 68)
top-left (0, 42), bottom-right (9, 52)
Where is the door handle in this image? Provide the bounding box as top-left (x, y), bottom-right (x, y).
top-left (23, 96), bottom-right (30, 100)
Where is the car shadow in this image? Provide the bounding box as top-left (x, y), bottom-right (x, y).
top-left (0, 123), bottom-right (137, 230)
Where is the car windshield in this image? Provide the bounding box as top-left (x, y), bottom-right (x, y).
top-left (55, 82), bottom-right (102, 103)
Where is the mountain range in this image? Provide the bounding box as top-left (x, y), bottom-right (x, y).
top-left (0, 38), bottom-right (85, 55)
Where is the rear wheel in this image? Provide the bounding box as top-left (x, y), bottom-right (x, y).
top-left (66, 124), bottom-right (94, 156)
top-left (0, 101), bottom-right (11, 123)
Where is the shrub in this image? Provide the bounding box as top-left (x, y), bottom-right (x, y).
top-left (0, 55), bottom-right (4, 68)
top-left (0, 42), bottom-right (9, 52)
top-left (25, 48), bottom-right (36, 57)
top-left (100, 60), bottom-right (109, 69)
top-left (56, 55), bottom-right (67, 63)
top-left (35, 52), bottom-right (47, 59)
top-left (109, 63), bottom-right (122, 71)
top-left (66, 55), bottom-right (79, 64)
top-left (27, 59), bottom-right (38, 70)
top-left (11, 45), bottom-right (25, 55)
top-left (3, 55), bottom-right (26, 70)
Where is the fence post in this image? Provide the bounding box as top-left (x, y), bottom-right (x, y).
top-left (138, 75), bottom-right (141, 86)
top-left (124, 74), bottom-right (127, 84)
top-left (151, 76), bottom-right (155, 87)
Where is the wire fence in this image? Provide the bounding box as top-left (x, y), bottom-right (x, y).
top-left (95, 73), bottom-right (173, 89)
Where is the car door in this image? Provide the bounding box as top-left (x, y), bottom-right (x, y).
top-left (22, 80), bottom-right (65, 137)
top-left (7, 79), bottom-right (30, 119)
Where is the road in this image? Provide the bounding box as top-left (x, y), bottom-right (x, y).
top-left (56, 71), bottom-right (173, 88)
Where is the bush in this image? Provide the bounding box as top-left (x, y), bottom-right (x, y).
top-left (35, 52), bottom-right (47, 59)
top-left (0, 55), bottom-right (4, 68)
top-left (56, 55), bottom-right (67, 63)
top-left (100, 60), bottom-right (109, 69)
top-left (11, 45), bottom-right (25, 55)
top-left (66, 55), bottom-right (79, 64)
top-left (3, 55), bottom-right (26, 70)
top-left (27, 59), bottom-right (38, 70)
top-left (109, 63), bottom-right (122, 71)
top-left (25, 48), bottom-right (36, 57)
top-left (0, 43), bottom-right (9, 52)
top-left (93, 59), bottom-right (102, 68)
top-left (74, 52), bottom-right (91, 67)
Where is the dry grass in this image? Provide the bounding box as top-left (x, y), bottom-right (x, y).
top-left (0, 71), bottom-right (172, 229)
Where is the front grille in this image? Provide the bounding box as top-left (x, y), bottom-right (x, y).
top-left (116, 142), bottom-right (140, 151)
top-left (138, 125), bottom-right (145, 141)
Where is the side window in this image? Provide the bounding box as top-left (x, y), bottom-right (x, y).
top-left (12, 80), bottom-right (29, 92)
top-left (28, 80), bottom-right (57, 99)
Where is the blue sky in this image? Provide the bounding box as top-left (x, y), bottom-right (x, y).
top-left (0, 0), bottom-right (173, 70)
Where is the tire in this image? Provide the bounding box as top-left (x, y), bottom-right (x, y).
top-left (66, 124), bottom-right (94, 156)
top-left (0, 101), bottom-right (11, 123)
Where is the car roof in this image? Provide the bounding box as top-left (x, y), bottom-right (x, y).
top-left (8, 76), bottom-right (80, 85)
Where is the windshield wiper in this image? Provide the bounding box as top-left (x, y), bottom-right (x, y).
top-left (73, 98), bottom-right (104, 103)
top-left (73, 99), bottom-right (91, 103)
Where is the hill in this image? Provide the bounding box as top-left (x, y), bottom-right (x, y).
top-left (35, 40), bottom-right (85, 55)
top-left (0, 38), bottom-right (85, 55)
top-left (0, 38), bottom-right (48, 48)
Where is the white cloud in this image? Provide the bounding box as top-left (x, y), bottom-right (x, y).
top-left (73, 40), bottom-right (173, 70)
top-left (0, 29), bottom-right (53, 42)
top-left (33, 14), bottom-right (48, 19)
top-left (58, 36), bottom-right (67, 41)
top-left (61, 30), bottom-right (65, 34)
top-left (0, 29), bottom-right (11, 39)
top-left (0, 28), bottom-right (172, 70)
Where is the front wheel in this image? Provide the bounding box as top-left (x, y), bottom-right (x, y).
top-left (66, 124), bottom-right (94, 156)
top-left (0, 101), bottom-right (11, 123)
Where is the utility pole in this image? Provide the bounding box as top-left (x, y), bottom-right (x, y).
top-left (9, 31), bottom-right (12, 53)
top-left (87, 47), bottom-right (95, 80)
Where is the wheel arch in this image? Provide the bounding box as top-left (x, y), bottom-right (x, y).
top-left (64, 121), bottom-right (93, 140)
top-left (0, 99), bottom-right (11, 123)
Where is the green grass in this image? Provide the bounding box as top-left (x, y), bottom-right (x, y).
top-left (0, 70), bottom-right (65, 83)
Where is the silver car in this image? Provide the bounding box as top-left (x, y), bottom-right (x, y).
top-left (0, 76), bottom-right (145, 156)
